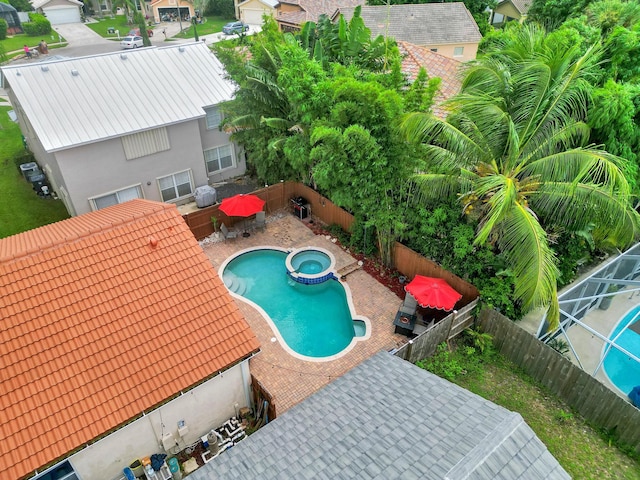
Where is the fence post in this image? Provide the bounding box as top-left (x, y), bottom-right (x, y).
top-left (446, 309), bottom-right (458, 342)
top-left (406, 339), bottom-right (413, 362)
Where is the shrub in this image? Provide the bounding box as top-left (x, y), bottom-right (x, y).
top-left (13, 149), bottom-right (36, 172)
top-left (349, 217), bottom-right (377, 256)
top-left (0, 19), bottom-right (7, 40)
top-left (416, 334), bottom-right (496, 381)
top-left (22, 13), bottom-right (51, 36)
top-left (326, 223), bottom-right (350, 246)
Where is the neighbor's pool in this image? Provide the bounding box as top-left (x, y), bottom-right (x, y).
top-left (602, 304), bottom-right (640, 395)
top-left (220, 248), bottom-right (368, 360)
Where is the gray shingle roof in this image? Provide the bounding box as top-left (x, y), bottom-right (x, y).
top-left (337, 3), bottom-right (482, 46)
top-left (190, 352), bottom-right (569, 479)
top-left (1, 43), bottom-right (235, 152)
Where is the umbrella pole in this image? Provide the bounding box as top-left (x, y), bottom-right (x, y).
top-left (242, 218), bottom-right (250, 237)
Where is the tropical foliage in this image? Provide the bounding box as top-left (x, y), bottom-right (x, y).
top-left (514, 0), bottom-right (640, 190)
top-left (401, 25), bottom-right (640, 329)
top-left (216, 13), bottom-right (429, 264)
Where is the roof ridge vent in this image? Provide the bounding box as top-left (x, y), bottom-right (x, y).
top-left (71, 69), bottom-right (79, 76)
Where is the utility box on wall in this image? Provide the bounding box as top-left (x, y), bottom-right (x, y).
top-left (161, 432), bottom-right (175, 451)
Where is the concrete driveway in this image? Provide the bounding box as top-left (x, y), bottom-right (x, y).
top-left (53, 22), bottom-right (112, 46)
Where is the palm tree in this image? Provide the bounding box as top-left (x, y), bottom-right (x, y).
top-left (401, 25), bottom-right (639, 329)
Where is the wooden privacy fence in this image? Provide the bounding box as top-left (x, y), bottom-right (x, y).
top-left (182, 184), bottom-right (286, 240)
top-left (183, 181), bottom-right (478, 306)
top-left (394, 299), bottom-right (478, 363)
top-left (393, 243), bottom-right (478, 306)
top-left (478, 309), bottom-right (640, 452)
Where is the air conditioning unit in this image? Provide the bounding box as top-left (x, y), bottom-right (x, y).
top-left (161, 432), bottom-right (175, 451)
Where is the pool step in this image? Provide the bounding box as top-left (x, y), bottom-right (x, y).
top-left (337, 262), bottom-right (362, 278)
top-left (223, 274), bottom-right (247, 296)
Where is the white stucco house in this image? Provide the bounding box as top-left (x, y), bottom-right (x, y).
top-left (1, 43), bottom-right (245, 217)
top-left (31, 0), bottom-right (83, 24)
top-left (0, 200), bottom-right (261, 480)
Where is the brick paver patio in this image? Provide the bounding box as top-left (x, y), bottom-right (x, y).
top-left (200, 211), bottom-right (409, 414)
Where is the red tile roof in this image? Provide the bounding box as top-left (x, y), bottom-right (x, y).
top-left (0, 200), bottom-right (260, 479)
top-left (399, 41), bottom-right (463, 119)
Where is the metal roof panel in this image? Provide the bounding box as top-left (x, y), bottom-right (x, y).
top-left (1, 43), bottom-right (236, 152)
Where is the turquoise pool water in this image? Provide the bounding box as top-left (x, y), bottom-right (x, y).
top-left (603, 305), bottom-right (640, 395)
top-left (222, 249), bottom-right (363, 359)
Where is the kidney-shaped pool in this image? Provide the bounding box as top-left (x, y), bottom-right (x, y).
top-left (220, 247), bottom-right (370, 361)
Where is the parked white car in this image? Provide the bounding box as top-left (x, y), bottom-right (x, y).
top-left (121, 36), bottom-right (143, 49)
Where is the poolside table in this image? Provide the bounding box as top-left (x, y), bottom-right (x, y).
top-left (393, 311), bottom-right (417, 337)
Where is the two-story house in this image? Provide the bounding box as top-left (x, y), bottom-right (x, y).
top-left (2, 43), bottom-right (244, 217)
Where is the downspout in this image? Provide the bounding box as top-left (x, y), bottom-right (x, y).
top-left (240, 354), bottom-right (257, 409)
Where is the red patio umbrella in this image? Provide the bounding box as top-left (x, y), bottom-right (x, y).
top-left (404, 275), bottom-right (462, 311)
top-left (219, 194), bottom-right (265, 236)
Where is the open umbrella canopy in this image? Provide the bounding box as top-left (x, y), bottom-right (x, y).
top-left (405, 275), bottom-right (462, 311)
top-left (219, 194), bottom-right (265, 218)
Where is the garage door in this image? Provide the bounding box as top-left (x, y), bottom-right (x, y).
top-left (44, 6), bottom-right (81, 25)
top-left (241, 9), bottom-right (265, 25)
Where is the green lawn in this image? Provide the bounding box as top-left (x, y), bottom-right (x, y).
top-left (419, 341), bottom-right (640, 479)
top-left (175, 16), bottom-right (233, 39)
top-left (85, 15), bottom-right (233, 40)
top-left (85, 15), bottom-right (141, 39)
top-left (0, 107), bottom-right (69, 239)
top-left (1, 31), bottom-right (66, 54)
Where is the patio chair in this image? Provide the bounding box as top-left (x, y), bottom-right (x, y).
top-left (400, 293), bottom-right (418, 316)
top-left (252, 211), bottom-right (266, 232)
top-left (220, 223), bottom-right (238, 241)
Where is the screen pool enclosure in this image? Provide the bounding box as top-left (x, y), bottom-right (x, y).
top-left (538, 242), bottom-right (640, 397)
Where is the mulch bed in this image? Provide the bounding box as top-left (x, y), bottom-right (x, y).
top-left (304, 219), bottom-right (406, 300)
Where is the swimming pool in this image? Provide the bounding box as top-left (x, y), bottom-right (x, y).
top-left (602, 304), bottom-right (640, 395)
top-left (220, 248), bottom-right (370, 361)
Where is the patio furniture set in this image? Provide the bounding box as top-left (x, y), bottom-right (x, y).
top-left (393, 275), bottom-right (463, 337)
top-left (219, 194), bottom-right (266, 240)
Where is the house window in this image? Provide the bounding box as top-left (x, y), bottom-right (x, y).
top-left (90, 184), bottom-right (143, 211)
top-left (204, 144), bottom-right (234, 175)
top-left (158, 170), bottom-right (193, 202)
top-left (454, 47), bottom-right (464, 57)
top-left (205, 107), bottom-right (222, 130)
top-left (122, 127), bottom-right (170, 160)
top-left (33, 461), bottom-right (79, 480)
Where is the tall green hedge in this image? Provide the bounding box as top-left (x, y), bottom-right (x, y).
top-left (22, 13), bottom-right (51, 36)
top-left (0, 18), bottom-right (7, 40)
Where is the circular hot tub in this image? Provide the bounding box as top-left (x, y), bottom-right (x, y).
top-left (285, 247), bottom-right (336, 284)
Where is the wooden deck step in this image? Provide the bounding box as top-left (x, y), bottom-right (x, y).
top-left (337, 262), bottom-right (362, 278)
